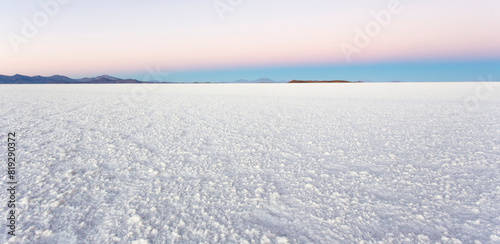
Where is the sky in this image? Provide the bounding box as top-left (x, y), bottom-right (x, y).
top-left (1, 0), bottom-right (499, 82)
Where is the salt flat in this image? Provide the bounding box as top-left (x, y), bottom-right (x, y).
top-left (1, 83), bottom-right (499, 243)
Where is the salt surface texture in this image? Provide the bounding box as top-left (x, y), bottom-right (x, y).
top-left (1, 83), bottom-right (499, 243)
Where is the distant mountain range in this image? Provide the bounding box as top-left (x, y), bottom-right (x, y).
top-left (0, 74), bottom-right (360, 84)
top-left (0, 75), bottom-right (289, 84)
top-left (0, 74), bottom-right (144, 84)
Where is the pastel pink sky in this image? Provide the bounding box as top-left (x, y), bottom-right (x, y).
top-left (1, 0), bottom-right (499, 78)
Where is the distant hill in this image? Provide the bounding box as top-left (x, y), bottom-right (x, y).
top-left (230, 78), bottom-right (286, 83)
top-left (77, 75), bottom-right (122, 82)
top-left (0, 74), bottom-right (144, 84)
top-left (289, 80), bottom-right (360, 83)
